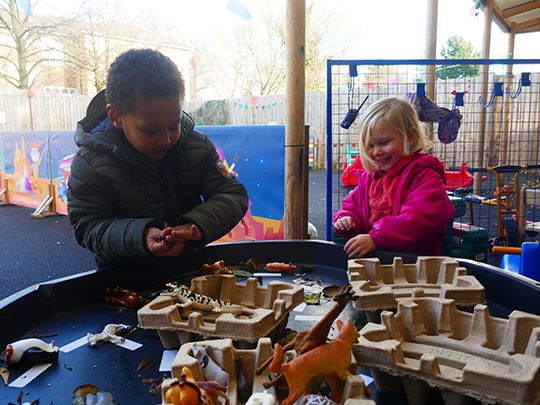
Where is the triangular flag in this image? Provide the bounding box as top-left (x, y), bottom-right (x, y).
top-left (272, 94), bottom-right (280, 103)
top-left (16, 0), bottom-right (34, 18)
top-left (251, 96), bottom-right (258, 106)
top-left (213, 25), bottom-right (225, 47)
top-left (50, 90), bottom-right (58, 96)
top-left (27, 89), bottom-right (35, 98)
top-left (226, 0), bottom-right (253, 20)
top-left (3, 88), bottom-right (12, 95)
top-left (190, 57), bottom-right (197, 76)
top-left (390, 77), bottom-right (399, 85)
top-left (364, 82), bottom-right (375, 91)
top-left (200, 44), bottom-right (210, 68)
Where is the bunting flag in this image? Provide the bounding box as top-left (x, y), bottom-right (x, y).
top-left (390, 77), bottom-right (400, 86)
top-left (251, 96), bottom-right (258, 106)
top-left (16, 0), bottom-right (34, 18)
top-left (27, 89), bottom-right (35, 98)
top-left (364, 82), bottom-right (375, 91)
top-left (190, 58), bottom-right (197, 76)
top-left (226, 0), bottom-right (253, 20)
top-left (272, 94), bottom-right (280, 103)
top-left (213, 25), bottom-right (225, 47)
top-left (50, 90), bottom-right (58, 96)
top-left (200, 44), bottom-right (210, 68)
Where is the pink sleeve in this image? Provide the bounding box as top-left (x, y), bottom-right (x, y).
top-left (369, 168), bottom-right (454, 251)
top-left (333, 185), bottom-right (369, 239)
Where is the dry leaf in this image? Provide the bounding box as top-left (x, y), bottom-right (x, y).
top-left (30, 399), bottom-right (40, 405)
top-left (149, 381), bottom-right (161, 395)
top-left (17, 390), bottom-right (23, 405)
top-left (1, 367), bottom-right (9, 386)
top-left (136, 358), bottom-right (153, 372)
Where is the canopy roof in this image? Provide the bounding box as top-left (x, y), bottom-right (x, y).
top-left (481, 0), bottom-right (540, 33)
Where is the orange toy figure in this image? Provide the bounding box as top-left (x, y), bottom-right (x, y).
top-left (165, 367), bottom-right (215, 405)
top-left (264, 262), bottom-right (296, 273)
top-left (105, 286), bottom-right (151, 308)
top-left (269, 319), bottom-right (359, 405)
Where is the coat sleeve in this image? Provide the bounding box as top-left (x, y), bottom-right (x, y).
top-left (368, 167), bottom-right (455, 252)
top-left (333, 173), bottom-right (370, 239)
top-left (67, 153), bottom-right (163, 262)
top-left (176, 137), bottom-right (249, 245)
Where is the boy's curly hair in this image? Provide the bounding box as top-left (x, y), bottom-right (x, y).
top-left (358, 96), bottom-right (432, 173)
top-left (105, 48), bottom-right (185, 114)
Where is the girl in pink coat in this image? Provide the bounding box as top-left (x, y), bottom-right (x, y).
top-left (334, 96), bottom-right (455, 258)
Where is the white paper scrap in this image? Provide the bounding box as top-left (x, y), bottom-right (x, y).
top-left (159, 350), bottom-right (178, 372)
top-left (253, 273), bottom-right (281, 277)
top-left (60, 336), bottom-right (88, 353)
top-left (360, 373), bottom-right (374, 386)
top-left (293, 302), bottom-right (307, 312)
top-left (294, 315), bottom-right (324, 322)
top-left (9, 363), bottom-right (53, 388)
top-left (115, 338), bottom-right (142, 351)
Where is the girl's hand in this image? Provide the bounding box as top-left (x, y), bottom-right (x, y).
top-left (343, 234), bottom-right (376, 258)
top-left (334, 216), bottom-right (356, 232)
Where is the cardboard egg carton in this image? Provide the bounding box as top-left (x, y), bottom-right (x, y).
top-left (347, 256), bottom-right (485, 316)
top-left (353, 296), bottom-right (540, 405)
top-left (160, 338), bottom-right (374, 405)
top-left (138, 274), bottom-right (304, 348)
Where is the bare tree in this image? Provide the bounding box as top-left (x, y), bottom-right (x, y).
top-left (209, 0), bottom-right (358, 97)
top-left (0, 0), bottom-right (68, 89)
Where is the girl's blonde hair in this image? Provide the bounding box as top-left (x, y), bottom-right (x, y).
top-left (358, 96), bottom-right (432, 173)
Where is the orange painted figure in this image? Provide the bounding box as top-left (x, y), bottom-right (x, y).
top-left (264, 262), bottom-right (296, 273)
top-left (165, 367), bottom-right (215, 405)
top-left (269, 319), bottom-right (359, 405)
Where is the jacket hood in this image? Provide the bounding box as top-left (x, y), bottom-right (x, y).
top-left (74, 90), bottom-right (195, 165)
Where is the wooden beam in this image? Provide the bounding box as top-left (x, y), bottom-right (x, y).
top-left (284, 0), bottom-right (306, 240)
top-left (516, 16), bottom-right (540, 31)
top-left (501, 0), bottom-right (540, 18)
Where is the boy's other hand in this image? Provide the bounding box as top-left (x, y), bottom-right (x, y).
top-left (146, 226), bottom-right (186, 257)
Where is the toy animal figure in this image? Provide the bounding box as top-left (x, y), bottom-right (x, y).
top-left (264, 262), bottom-right (296, 273)
top-left (166, 367), bottom-right (215, 405)
top-left (105, 286), bottom-right (151, 308)
top-left (163, 283), bottom-right (245, 314)
top-left (300, 394), bottom-right (338, 405)
top-left (87, 324), bottom-right (130, 346)
top-left (257, 286), bottom-right (359, 390)
top-left (192, 343), bottom-right (230, 388)
top-left (5, 338), bottom-right (59, 365)
top-left (269, 319), bottom-right (359, 405)
top-left (235, 357), bottom-right (251, 404)
top-left (245, 390), bottom-right (277, 405)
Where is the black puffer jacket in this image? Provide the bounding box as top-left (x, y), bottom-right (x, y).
top-left (67, 91), bottom-right (249, 268)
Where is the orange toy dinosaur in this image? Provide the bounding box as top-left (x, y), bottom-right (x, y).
top-left (269, 319), bottom-right (359, 405)
top-left (166, 367), bottom-right (223, 405)
top-left (256, 286), bottom-right (357, 384)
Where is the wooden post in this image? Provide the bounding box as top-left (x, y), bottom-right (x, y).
top-left (284, 0), bottom-right (306, 240)
top-left (474, 0), bottom-right (493, 194)
top-left (425, 0), bottom-right (438, 148)
top-left (501, 22), bottom-right (516, 167)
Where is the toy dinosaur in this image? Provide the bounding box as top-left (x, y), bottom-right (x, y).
top-left (269, 319), bottom-right (359, 405)
top-left (162, 283), bottom-right (246, 314)
top-left (256, 286), bottom-right (357, 387)
top-left (105, 286), bottom-right (151, 308)
top-left (264, 262), bottom-right (296, 273)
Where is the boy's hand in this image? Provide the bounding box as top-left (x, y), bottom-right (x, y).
top-left (146, 226), bottom-right (185, 257)
top-left (334, 216), bottom-right (356, 232)
top-left (146, 224), bottom-right (201, 257)
top-left (343, 234), bottom-right (376, 258)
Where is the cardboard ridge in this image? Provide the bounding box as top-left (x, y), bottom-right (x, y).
top-left (353, 296), bottom-right (540, 405)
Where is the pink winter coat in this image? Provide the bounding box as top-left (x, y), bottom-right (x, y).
top-left (333, 152), bottom-right (455, 256)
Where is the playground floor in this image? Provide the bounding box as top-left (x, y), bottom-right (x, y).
top-left (2, 169), bottom-right (536, 301)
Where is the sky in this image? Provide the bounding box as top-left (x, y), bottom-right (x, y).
top-left (34, 0), bottom-right (540, 61)
top-left (123, 0), bottom-right (540, 60)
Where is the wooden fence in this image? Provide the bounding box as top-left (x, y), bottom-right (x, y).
top-left (2, 73), bottom-right (538, 172)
